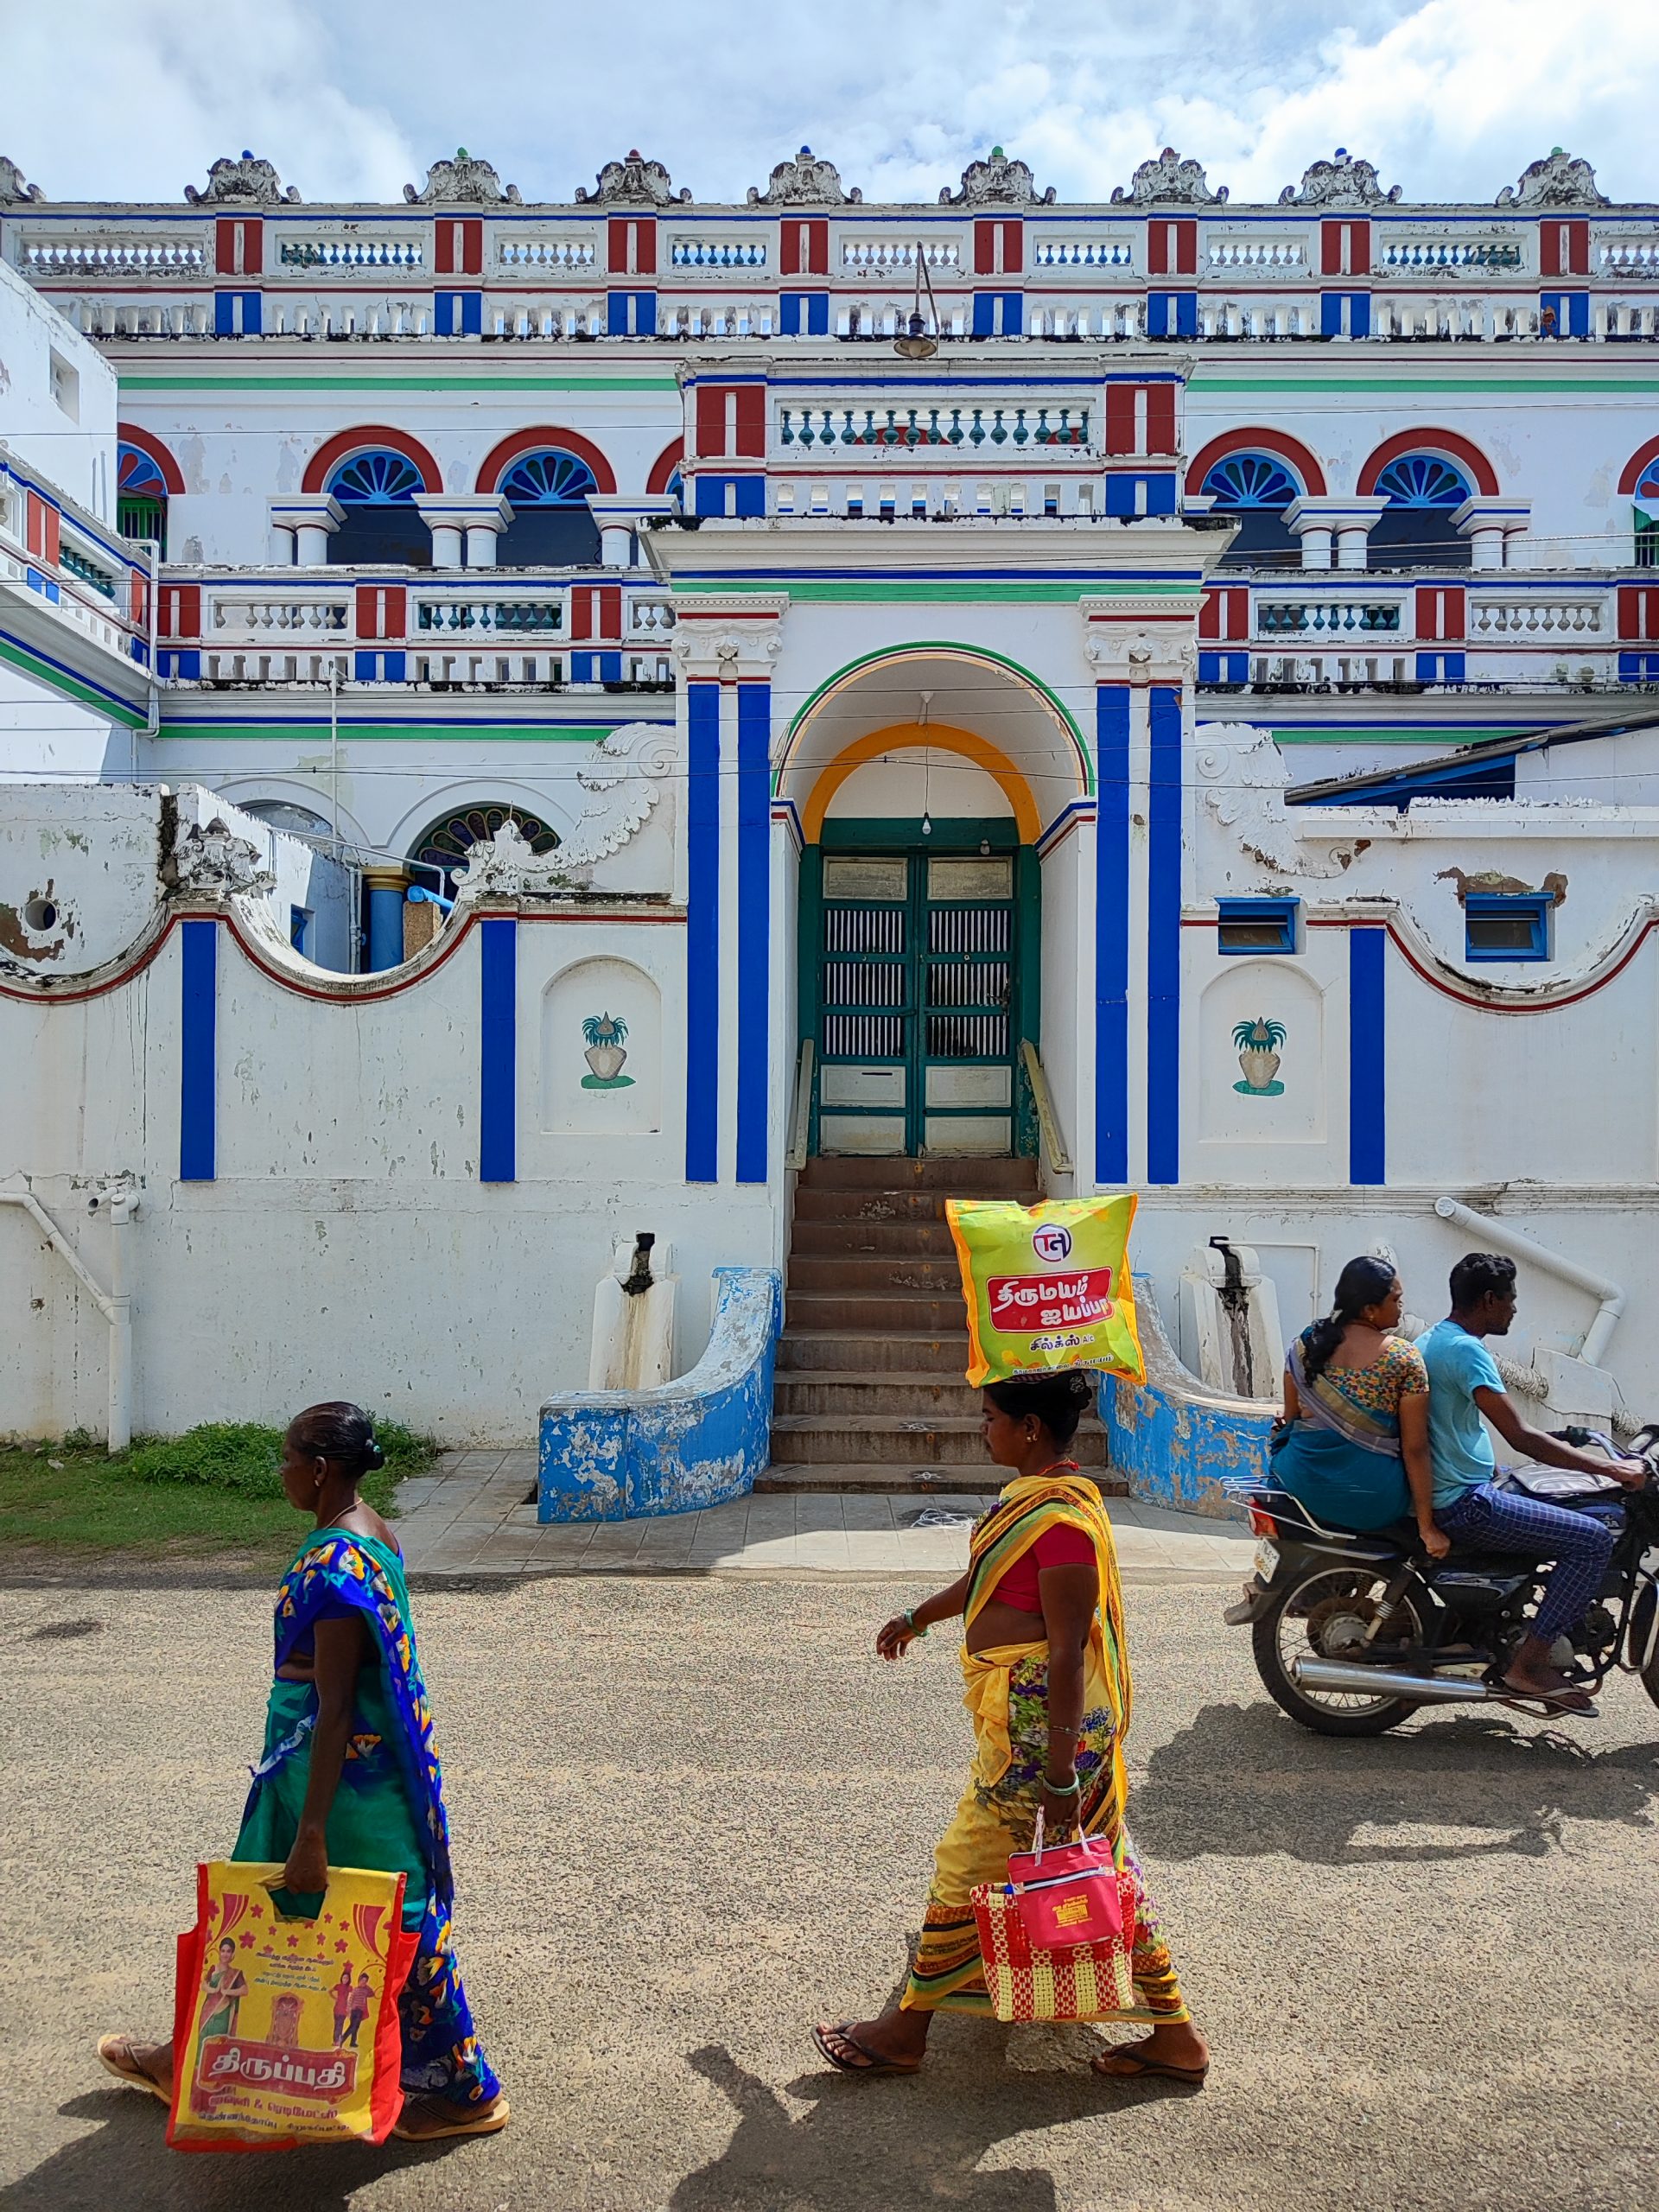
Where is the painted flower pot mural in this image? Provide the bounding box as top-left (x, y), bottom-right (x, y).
top-left (1232, 1015), bottom-right (1286, 1096)
top-left (582, 1011), bottom-right (633, 1090)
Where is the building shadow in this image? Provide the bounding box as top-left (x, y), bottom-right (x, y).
top-left (0, 2090), bottom-right (469, 2212)
top-left (668, 2037), bottom-right (1190, 2212)
top-left (1130, 1699), bottom-right (1659, 1866)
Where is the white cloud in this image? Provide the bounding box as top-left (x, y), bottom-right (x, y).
top-left (5, 0), bottom-right (1656, 206)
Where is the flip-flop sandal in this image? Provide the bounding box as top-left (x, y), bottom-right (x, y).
top-left (811, 2023), bottom-right (923, 2077)
top-left (1091, 2041), bottom-right (1209, 2087)
top-left (391, 2092), bottom-right (512, 2141)
top-left (1501, 1681), bottom-right (1599, 1717)
top-left (96, 2035), bottom-right (171, 2103)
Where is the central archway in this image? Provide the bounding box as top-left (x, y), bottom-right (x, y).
top-left (782, 645), bottom-right (1090, 1160)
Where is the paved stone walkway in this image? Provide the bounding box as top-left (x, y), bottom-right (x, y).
top-left (396, 1451), bottom-right (1255, 1579)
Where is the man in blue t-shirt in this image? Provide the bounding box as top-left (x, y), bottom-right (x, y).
top-left (1418, 1251), bottom-right (1647, 1712)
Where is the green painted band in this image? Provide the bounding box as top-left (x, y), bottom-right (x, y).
top-left (118, 373), bottom-right (679, 394)
top-left (155, 721), bottom-right (630, 742)
top-left (0, 635), bottom-right (144, 728)
top-left (672, 579), bottom-right (1202, 603)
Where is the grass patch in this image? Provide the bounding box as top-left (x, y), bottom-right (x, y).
top-left (0, 1421), bottom-right (437, 1560)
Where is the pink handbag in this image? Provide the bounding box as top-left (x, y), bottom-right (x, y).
top-left (1001, 1815), bottom-right (1135, 1952)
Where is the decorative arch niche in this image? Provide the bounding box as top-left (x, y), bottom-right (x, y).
top-left (541, 957), bottom-right (663, 1134)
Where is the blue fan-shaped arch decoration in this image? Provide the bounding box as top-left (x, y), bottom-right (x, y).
top-left (499, 449), bottom-right (601, 507)
top-left (1200, 451), bottom-right (1301, 509)
top-left (117, 443), bottom-right (168, 497)
top-left (411, 803), bottom-right (562, 894)
top-left (325, 450), bottom-right (425, 505)
top-left (1374, 454), bottom-right (1472, 507)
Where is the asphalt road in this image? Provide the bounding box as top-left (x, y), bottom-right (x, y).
top-left (2, 1568), bottom-right (1656, 2212)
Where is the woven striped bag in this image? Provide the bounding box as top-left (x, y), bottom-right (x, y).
top-left (970, 1866), bottom-right (1138, 2024)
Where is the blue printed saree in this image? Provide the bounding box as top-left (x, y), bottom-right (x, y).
top-left (232, 1528), bottom-right (499, 2107)
top-left (1269, 1332), bottom-right (1416, 1534)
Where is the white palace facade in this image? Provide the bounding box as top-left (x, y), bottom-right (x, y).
top-left (6, 137), bottom-right (1659, 1473)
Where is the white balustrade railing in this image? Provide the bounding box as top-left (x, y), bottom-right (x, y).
top-left (22, 237), bottom-right (206, 274)
top-left (670, 239), bottom-right (767, 268)
top-left (1379, 238), bottom-right (1522, 270)
top-left (414, 597), bottom-right (564, 633)
top-left (1206, 238), bottom-right (1305, 269)
top-left (841, 239), bottom-right (961, 269)
top-left (276, 238), bottom-right (424, 270)
top-left (1600, 241), bottom-right (1659, 276)
top-left (628, 599), bottom-right (676, 636)
top-left (777, 401), bottom-right (1091, 449)
top-left (1031, 239), bottom-right (1134, 267)
top-left (1467, 597), bottom-right (1606, 635)
top-left (498, 238), bottom-right (596, 269)
top-left (769, 477), bottom-right (1098, 519)
top-left (210, 597), bottom-right (349, 635)
top-left (1256, 599), bottom-right (1405, 637)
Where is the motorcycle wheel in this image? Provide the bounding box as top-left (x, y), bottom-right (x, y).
top-left (1628, 1584), bottom-right (1659, 1710)
top-left (1252, 1563), bottom-right (1427, 1737)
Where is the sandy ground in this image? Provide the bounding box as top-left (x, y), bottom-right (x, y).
top-left (2, 1569), bottom-right (1656, 2212)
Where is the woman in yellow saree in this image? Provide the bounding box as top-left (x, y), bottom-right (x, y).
top-left (813, 1371), bottom-right (1209, 2085)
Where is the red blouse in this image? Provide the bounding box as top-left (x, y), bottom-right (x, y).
top-left (989, 1522), bottom-right (1097, 1612)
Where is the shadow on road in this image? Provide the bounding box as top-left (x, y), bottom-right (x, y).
top-left (669, 2040), bottom-right (1189, 2212)
top-left (1132, 1699), bottom-right (1659, 1865)
top-left (0, 2089), bottom-right (467, 2212)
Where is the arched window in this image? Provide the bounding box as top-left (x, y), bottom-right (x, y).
top-left (1199, 450), bottom-right (1302, 569)
top-left (411, 802), bottom-right (562, 895)
top-left (239, 798), bottom-right (334, 840)
top-left (324, 448), bottom-right (432, 567)
top-left (496, 449), bottom-right (601, 568)
top-left (117, 443), bottom-right (168, 554)
top-left (1634, 455), bottom-right (1659, 569)
top-left (1369, 453), bottom-right (1471, 569)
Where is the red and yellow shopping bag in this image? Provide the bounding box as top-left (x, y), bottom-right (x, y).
top-left (970, 1862), bottom-right (1139, 2023)
top-left (945, 1193), bottom-right (1145, 1389)
top-left (167, 1861), bottom-right (416, 2152)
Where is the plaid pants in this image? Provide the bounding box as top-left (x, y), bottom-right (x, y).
top-left (1437, 1479), bottom-right (1616, 1641)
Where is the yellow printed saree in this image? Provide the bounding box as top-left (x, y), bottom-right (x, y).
top-left (899, 1472), bottom-right (1187, 2022)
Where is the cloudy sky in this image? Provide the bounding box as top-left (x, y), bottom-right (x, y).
top-left (5, 0), bottom-right (1656, 207)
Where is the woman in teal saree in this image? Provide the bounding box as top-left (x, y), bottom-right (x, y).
top-left (98, 1402), bottom-right (507, 2143)
top-left (1271, 1256), bottom-right (1446, 1552)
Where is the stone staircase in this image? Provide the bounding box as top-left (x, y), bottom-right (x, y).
top-left (760, 1155), bottom-right (1122, 1496)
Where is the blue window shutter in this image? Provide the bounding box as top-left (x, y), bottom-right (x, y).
top-left (635, 290), bottom-right (657, 335)
top-left (461, 291), bottom-right (481, 334)
top-left (240, 290), bottom-right (262, 334)
top-left (972, 293), bottom-right (995, 338)
top-left (806, 292), bottom-right (829, 336)
top-left (734, 476), bottom-right (766, 518)
top-left (1001, 290), bottom-right (1023, 335)
top-left (1348, 291), bottom-right (1370, 338)
top-left (1321, 292), bottom-right (1344, 337)
top-left (434, 292), bottom-right (454, 336)
top-left (1147, 293), bottom-right (1170, 339)
top-left (779, 293), bottom-right (802, 336)
top-left (214, 292), bottom-right (235, 335)
top-left (607, 291), bottom-right (630, 335)
top-left (1173, 293), bottom-right (1197, 338)
top-left (1146, 473), bottom-right (1176, 515)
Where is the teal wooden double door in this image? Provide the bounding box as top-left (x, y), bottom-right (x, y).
top-left (810, 843), bottom-right (1032, 1156)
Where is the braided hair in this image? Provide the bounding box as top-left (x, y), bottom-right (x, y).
top-left (288, 1400), bottom-right (385, 1478)
top-left (1300, 1255), bottom-right (1399, 1382)
top-left (982, 1370), bottom-right (1096, 1448)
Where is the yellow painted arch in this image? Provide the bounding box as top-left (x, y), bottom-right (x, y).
top-left (801, 722), bottom-right (1042, 845)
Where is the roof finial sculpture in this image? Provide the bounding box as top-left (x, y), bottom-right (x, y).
top-left (1112, 148), bottom-right (1227, 206)
top-left (0, 154), bottom-right (43, 204)
top-left (404, 149), bottom-right (521, 205)
top-left (747, 146), bottom-right (861, 205)
top-left (1279, 148), bottom-right (1401, 209)
top-left (941, 146), bottom-right (1055, 207)
top-left (575, 150), bottom-right (689, 206)
top-left (1497, 148), bottom-right (1608, 208)
top-left (184, 152), bottom-right (300, 206)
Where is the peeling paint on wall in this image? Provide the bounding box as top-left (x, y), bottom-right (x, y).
top-left (1103, 1277), bottom-right (1273, 1519)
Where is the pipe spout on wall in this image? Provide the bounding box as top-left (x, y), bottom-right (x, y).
top-left (1433, 1195), bottom-right (1624, 1365)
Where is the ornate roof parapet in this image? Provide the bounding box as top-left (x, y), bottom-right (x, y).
top-left (184, 153), bottom-right (300, 206)
top-left (747, 146), bottom-right (861, 205)
top-left (941, 146), bottom-right (1056, 207)
top-left (1497, 148), bottom-right (1609, 209)
top-left (404, 149), bottom-right (521, 205)
top-left (575, 150), bottom-right (689, 207)
top-left (1111, 148), bottom-right (1227, 207)
top-left (453, 818), bottom-right (589, 898)
top-left (163, 817), bottom-right (276, 898)
top-left (0, 154), bottom-right (43, 203)
top-left (1279, 149), bottom-right (1401, 209)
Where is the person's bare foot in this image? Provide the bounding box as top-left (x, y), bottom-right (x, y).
top-left (1502, 1662), bottom-right (1593, 1711)
top-left (812, 2012), bottom-right (930, 2073)
top-left (1091, 2021), bottom-right (1210, 2083)
top-left (96, 2034), bottom-right (174, 2101)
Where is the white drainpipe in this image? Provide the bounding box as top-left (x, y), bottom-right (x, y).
top-left (1433, 1196), bottom-right (1625, 1365)
top-left (0, 1187), bottom-right (135, 1450)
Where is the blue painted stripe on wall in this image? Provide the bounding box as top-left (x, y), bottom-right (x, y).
top-left (1145, 683), bottom-right (1184, 1186)
top-left (735, 680), bottom-right (771, 1185)
top-left (685, 681), bottom-right (721, 1182)
top-left (479, 917), bottom-right (517, 1183)
top-left (1349, 926), bottom-right (1387, 1185)
top-left (179, 918), bottom-right (217, 1182)
top-left (1094, 685), bottom-right (1131, 1186)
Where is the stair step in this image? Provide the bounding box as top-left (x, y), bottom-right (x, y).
top-left (778, 1330), bottom-right (968, 1376)
top-left (774, 1371), bottom-right (975, 1416)
top-left (789, 1254), bottom-right (963, 1294)
top-left (770, 1414), bottom-right (1109, 1468)
top-left (801, 1156), bottom-right (1040, 1194)
top-left (789, 1218), bottom-right (959, 1257)
top-left (787, 1292), bottom-right (968, 1332)
top-left (793, 1188), bottom-right (968, 1227)
top-left (754, 1464), bottom-right (1129, 1497)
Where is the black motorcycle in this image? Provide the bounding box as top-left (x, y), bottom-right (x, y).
top-left (1224, 1426), bottom-right (1659, 1735)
